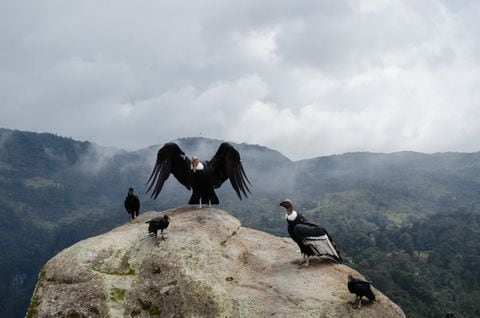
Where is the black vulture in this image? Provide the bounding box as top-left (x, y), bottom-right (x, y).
top-left (279, 199), bottom-right (342, 267)
top-left (347, 274), bottom-right (376, 309)
top-left (147, 142), bottom-right (251, 207)
top-left (146, 215), bottom-right (170, 239)
top-left (124, 187), bottom-right (140, 220)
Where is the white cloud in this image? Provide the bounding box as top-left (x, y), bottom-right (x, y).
top-left (1, 0), bottom-right (480, 159)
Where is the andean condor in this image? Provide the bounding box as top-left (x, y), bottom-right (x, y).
top-left (146, 215), bottom-right (170, 239)
top-left (347, 274), bottom-right (376, 309)
top-left (279, 199), bottom-right (342, 267)
top-left (147, 142), bottom-right (251, 207)
top-left (124, 187), bottom-right (140, 220)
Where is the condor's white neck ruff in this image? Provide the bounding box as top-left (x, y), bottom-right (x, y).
top-left (191, 162), bottom-right (204, 171)
top-left (286, 210), bottom-right (298, 221)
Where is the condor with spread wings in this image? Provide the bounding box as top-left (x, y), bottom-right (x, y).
top-left (147, 142), bottom-right (251, 206)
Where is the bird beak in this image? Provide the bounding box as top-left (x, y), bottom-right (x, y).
top-left (279, 201), bottom-right (291, 209)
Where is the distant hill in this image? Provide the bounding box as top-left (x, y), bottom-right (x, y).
top-left (1, 128), bottom-right (480, 317)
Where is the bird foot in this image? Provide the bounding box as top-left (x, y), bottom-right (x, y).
top-left (349, 304), bottom-right (360, 309)
top-left (153, 237), bottom-right (167, 246)
top-left (350, 297), bottom-right (361, 308)
top-left (297, 262), bottom-right (309, 269)
top-left (353, 301), bottom-right (362, 309)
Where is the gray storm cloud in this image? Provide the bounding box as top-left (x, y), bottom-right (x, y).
top-left (1, 0), bottom-right (480, 159)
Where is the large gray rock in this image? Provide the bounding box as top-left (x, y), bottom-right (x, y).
top-left (27, 208), bottom-right (405, 318)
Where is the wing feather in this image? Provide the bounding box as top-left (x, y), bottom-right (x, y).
top-left (293, 224), bottom-right (342, 263)
top-left (207, 142), bottom-right (251, 199)
top-left (293, 223), bottom-right (326, 240)
top-left (146, 142), bottom-right (192, 199)
top-left (353, 279), bottom-right (375, 300)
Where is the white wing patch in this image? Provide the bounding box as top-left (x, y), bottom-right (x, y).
top-left (303, 234), bottom-right (341, 261)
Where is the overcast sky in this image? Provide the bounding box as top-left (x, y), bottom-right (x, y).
top-left (1, 0), bottom-right (480, 159)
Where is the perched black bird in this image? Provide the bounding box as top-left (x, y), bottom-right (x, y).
top-left (347, 274), bottom-right (376, 309)
top-left (280, 199), bottom-right (342, 267)
top-left (147, 142), bottom-right (251, 207)
top-left (124, 187), bottom-right (140, 220)
top-left (146, 215), bottom-right (170, 239)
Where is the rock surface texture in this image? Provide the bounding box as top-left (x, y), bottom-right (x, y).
top-left (27, 208), bottom-right (405, 318)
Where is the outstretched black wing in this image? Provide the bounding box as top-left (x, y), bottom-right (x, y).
top-left (293, 223), bottom-right (342, 263)
top-left (146, 143), bottom-right (192, 199)
top-left (207, 142), bottom-right (251, 199)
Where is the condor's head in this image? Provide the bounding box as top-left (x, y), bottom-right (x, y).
top-left (279, 199), bottom-right (293, 210)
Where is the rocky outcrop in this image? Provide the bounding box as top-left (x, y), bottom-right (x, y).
top-left (27, 208), bottom-right (405, 317)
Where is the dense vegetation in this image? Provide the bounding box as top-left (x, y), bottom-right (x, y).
top-left (357, 211), bottom-right (480, 317)
top-left (306, 201), bottom-right (480, 317)
top-left (1, 128), bottom-right (480, 317)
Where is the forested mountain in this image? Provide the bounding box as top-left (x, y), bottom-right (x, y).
top-left (1, 128), bottom-right (480, 317)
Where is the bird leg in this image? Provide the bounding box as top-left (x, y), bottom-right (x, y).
top-left (357, 296), bottom-right (362, 309)
top-left (208, 200), bottom-right (212, 208)
top-left (297, 255), bottom-right (310, 268)
top-left (350, 295), bottom-right (359, 305)
top-left (160, 229), bottom-right (166, 240)
top-left (199, 198), bottom-right (202, 209)
top-left (151, 231), bottom-right (160, 246)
